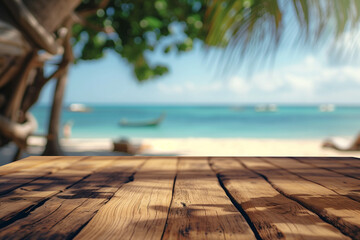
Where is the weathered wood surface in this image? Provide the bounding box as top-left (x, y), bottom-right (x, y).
top-left (75, 157), bottom-right (177, 240)
top-left (0, 156), bottom-right (359, 240)
top-left (163, 158), bottom-right (255, 239)
top-left (263, 157), bottom-right (360, 202)
top-left (0, 157), bottom-right (113, 227)
top-left (210, 157), bottom-right (349, 240)
top-left (0, 157), bottom-right (145, 239)
top-left (0, 156), bottom-right (83, 195)
top-left (0, 156), bottom-right (59, 176)
top-left (294, 157), bottom-right (360, 180)
top-left (240, 157), bottom-right (360, 239)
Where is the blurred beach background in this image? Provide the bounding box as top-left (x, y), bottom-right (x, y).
top-left (2, 103), bottom-right (359, 164)
top-left (1, 1), bottom-right (360, 165)
top-left (32, 105), bottom-right (360, 139)
top-left (2, 41), bottom-right (360, 163)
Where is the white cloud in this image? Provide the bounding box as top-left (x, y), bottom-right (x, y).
top-left (157, 54), bottom-right (360, 103)
top-left (247, 55), bottom-right (360, 96)
top-left (184, 82), bottom-right (196, 91)
top-left (252, 72), bottom-right (285, 92)
top-left (285, 74), bottom-right (314, 92)
top-left (228, 77), bottom-right (250, 94)
top-left (305, 55), bottom-right (316, 66)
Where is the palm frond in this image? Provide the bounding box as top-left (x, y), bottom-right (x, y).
top-left (204, 0), bottom-right (360, 72)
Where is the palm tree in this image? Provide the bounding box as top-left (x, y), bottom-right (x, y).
top-left (0, 0), bottom-right (81, 158)
top-left (0, 0), bottom-right (359, 159)
top-left (204, 0), bottom-right (360, 69)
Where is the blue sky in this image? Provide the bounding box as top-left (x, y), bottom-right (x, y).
top-left (38, 23), bottom-right (360, 106)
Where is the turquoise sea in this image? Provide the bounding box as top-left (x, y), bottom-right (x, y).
top-left (30, 105), bottom-right (360, 139)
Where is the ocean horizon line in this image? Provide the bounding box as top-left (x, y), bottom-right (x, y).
top-left (35, 103), bottom-right (360, 107)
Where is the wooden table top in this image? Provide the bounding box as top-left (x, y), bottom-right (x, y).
top-left (0, 156), bottom-right (359, 239)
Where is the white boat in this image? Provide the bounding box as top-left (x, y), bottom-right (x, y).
top-left (319, 104), bottom-right (335, 112)
top-left (120, 113), bottom-right (166, 127)
top-left (268, 104), bottom-right (277, 112)
top-left (67, 104), bottom-right (92, 112)
top-left (255, 104), bottom-right (277, 112)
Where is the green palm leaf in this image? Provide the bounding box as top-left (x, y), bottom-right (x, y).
top-left (204, 0), bottom-right (360, 70)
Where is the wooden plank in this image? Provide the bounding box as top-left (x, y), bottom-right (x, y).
top-left (263, 157), bottom-right (360, 202)
top-left (0, 156), bottom-right (60, 176)
top-left (163, 158), bottom-right (256, 240)
top-left (74, 157), bottom-right (177, 240)
top-left (210, 157), bottom-right (349, 240)
top-left (0, 156), bottom-right (114, 226)
top-left (322, 157), bottom-right (360, 168)
top-left (0, 156), bottom-right (84, 195)
top-left (240, 157), bottom-right (360, 239)
top-left (295, 157), bottom-right (360, 179)
top-left (0, 157), bottom-right (145, 239)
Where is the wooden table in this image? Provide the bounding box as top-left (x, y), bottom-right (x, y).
top-left (0, 156), bottom-right (359, 239)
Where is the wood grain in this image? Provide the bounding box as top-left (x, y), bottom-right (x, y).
top-left (0, 157), bottom-right (145, 239)
top-left (323, 157), bottom-right (360, 168)
top-left (0, 156), bottom-right (113, 226)
top-left (240, 157), bottom-right (360, 239)
top-left (0, 156), bottom-right (60, 176)
top-left (210, 157), bottom-right (349, 240)
top-left (75, 157), bottom-right (178, 240)
top-left (0, 156), bottom-right (359, 240)
top-left (0, 156), bottom-right (83, 195)
top-left (294, 157), bottom-right (360, 180)
top-left (163, 158), bottom-right (256, 240)
top-left (263, 157), bottom-right (360, 202)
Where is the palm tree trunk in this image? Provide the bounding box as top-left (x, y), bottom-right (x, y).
top-left (42, 66), bottom-right (69, 156)
top-left (42, 17), bottom-right (73, 156)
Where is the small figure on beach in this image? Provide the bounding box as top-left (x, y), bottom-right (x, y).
top-left (63, 121), bottom-right (74, 139)
top-left (113, 138), bottom-right (142, 154)
top-left (323, 133), bottom-right (360, 151)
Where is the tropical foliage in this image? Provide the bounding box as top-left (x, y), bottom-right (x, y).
top-left (74, 0), bottom-right (207, 81)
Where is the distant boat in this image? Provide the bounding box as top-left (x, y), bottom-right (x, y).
top-left (119, 113), bottom-right (165, 127)
top-left (67, 103), bottom-right (92, 112)
top-left (319, 104), bottom-right (335, 112)
top-left (255, 104), bottom-right (277, 112)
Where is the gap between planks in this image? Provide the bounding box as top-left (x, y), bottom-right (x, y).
top-left (0, 156), bottom-right (118, 228)
top-left (0, 156), bottom-right (86, 196)
top-left (210, 157), bottom-right (349, 240)
top-left (74, 157), bottom-right (179, 240)
top-left (161, 157), bottom-right (256, 240)
top-left (263, 157), bottom-right (360, 203)
top-left (239, 157), bottom-right (360, 239)
top-left (0, 157), bottom-right (147, 239)
top-left (1, 157), bottom-right (359, 240)
top-left (293, 157), bottom-right (360, 180)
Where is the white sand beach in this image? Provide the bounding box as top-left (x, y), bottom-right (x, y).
top-left (1, 136), bottom-right (359, 166)
top-left (139, 138), bottom-right (360, 157)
